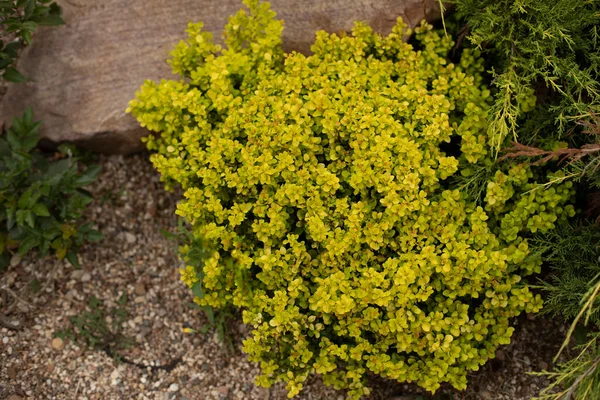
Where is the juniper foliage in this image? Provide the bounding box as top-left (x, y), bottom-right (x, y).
top-left (449, 0), bottom-right (600, 151)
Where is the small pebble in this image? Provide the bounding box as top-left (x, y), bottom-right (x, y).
top-left (217, 386), bottom-right (229, 395)
top-left (70, 270), bottom-right (84, 280)
top-left (124, 232), bottom-right (137, 244)
top-left (10, 254), bottom-right (21, 266)
top-left (135, 282), bottom-right (146, 295)
top-left (7, 366), bottom-right (17, 380)
top-left (51, 337), bottom-right (64, 350)
top-left (169, 383), bottom-right (180, 392)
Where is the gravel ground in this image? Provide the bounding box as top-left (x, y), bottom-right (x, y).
top-left (0, 154), bottom-right (567, 400)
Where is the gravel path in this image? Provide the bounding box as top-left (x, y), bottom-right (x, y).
top-left (0, 154), bottom-right (567, 400)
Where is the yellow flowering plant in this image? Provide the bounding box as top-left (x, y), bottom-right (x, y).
top-left (127, 1), bottom-right (575, 398)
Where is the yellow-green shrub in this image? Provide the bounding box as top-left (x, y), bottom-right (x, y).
top-left (127, 1), bottom-right (575, 398)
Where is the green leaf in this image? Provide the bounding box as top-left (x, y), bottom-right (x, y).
top-left (23, 107), bottom-right (34, 126)
top-left (3, 42), bottom-right (21, 58)
top-left (66, 251), bottom-right (80, 268)
top-left (17, 190), bottom-right (32, 209)
top-left (24, 210), bottom-right (35, 228)
top-left (24, 0), bottom-right (35, 18)
top-left (34, 14), bottom-right (64, 26)
top-left (0, 58), bottom-right (13, 70)
top-left (15, 210), bottom-right (26, 226)
top-left (20, 22), bottom-right (37, 33)
top-left (117, 293), bottom-right (128, 306)
top-left (18, 236), bottom-right (39, 256)
top-left (38, 239), bottom-right (50, 255)
top-left (6, 129), bottom-right (21, 151)
top-left (74, 165), bottom-right (102, 187)
top-left (191, 281), bottom-right (204, 299)
top-left (10, 113), bottom-right (24, 134)
top-left (3, 67), bottom-right (26, 83)
top-left (21, 29), bottom-right (32, 46)
top-left (32, 203), bottom-right (50, 217)
top-left (9, 226), bottom-right (28, 242)
top-left (6, 208), bottom-right (16, 230)
top-left (202, 306), bottom-right (215, 325)
top-left (44, 158), bottom-right (71, 184)
top-left (21, 131), bottom-right (40, 152)
top-left (86, 230), bottom-right (103, 242)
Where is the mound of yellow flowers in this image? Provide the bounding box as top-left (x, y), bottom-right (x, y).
top-left (128, 1), bottom-right (575, 398)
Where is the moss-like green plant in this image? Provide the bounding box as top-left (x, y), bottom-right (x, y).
top-left (128, 1), bottom-right (575, 398)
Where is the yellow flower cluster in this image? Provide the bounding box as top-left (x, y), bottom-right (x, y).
top-left (127, 1), bottom-right (575, 398)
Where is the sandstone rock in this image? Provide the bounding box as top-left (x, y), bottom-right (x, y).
top-left (1, 0), bottom-right (442, 154)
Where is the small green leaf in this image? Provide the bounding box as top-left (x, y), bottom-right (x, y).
top-left (3, 42), bottom-right (22, 58)
top-left (24, 0), bottom-right (35, 18)
top-left (191, 281), bottom-right (204, 299)
top-left (34, 14), bottom-right (64, 26)
top-left (15, 210), bottom-right (26, 227)
top-left (3, 67), bottom-right (26, 83)
top-left (18, 190), bottom-right (32, 209)
top-left (30, 278), bottom-right (41, 293)
top-left (6, 208), bottom-right (16, 230)
top-left (0, 58), bottom-right (13, 70)
top-left (27, 190), bottom-right (42, 209)
top-left (32, 203), bottom-right (50, 217)
top-left (86, 230), bottom-right (103, 242)
top-left (21, 29), bottom-right (32, 46)
top-left (66, 251), bottom-right (80, 268)
top-left (74, 165), bottom-right (102, 186)
top-left (20, 21), bottom-right (37, 32)
top-left (24, 210), bottom-right (35, 228)
top-left (23, 107), bottom-right (34, 125)
top-left (202, 306), bottom-right (215, 325)
top-left (6, 129), bottom-right (21, 151)
top-left (117, 293), bottom-right (127, 306)
top-left (18, 236), bottom-right (38, 255)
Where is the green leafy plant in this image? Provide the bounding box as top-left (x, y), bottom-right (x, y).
top-left (128, 1), bottom-right (576, 398)
top-left (0, 0), bottom-right (64, 82)
top-left (58, 294), bottom-right (135, 361)
top-left (0, 108), bottom-right (102, 271)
